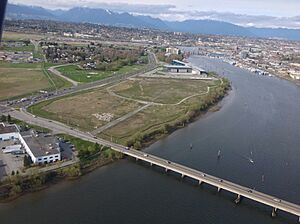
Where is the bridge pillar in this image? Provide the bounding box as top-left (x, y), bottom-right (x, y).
top-left (234, 194), bottom-right (241, 204)
top-left (135, 158), bottom-right (138, 161)
top-left (271, 208), bottom-right (277, 217)
top-left (217, 187), bottom-right (221, 192)
top-left (165, 168), bottom-right (168, 172)
top-left (150, 162), bottom-right (153, 166)
top-left (198, 180), bottom-right (202, 185)
top-left (181, 174), bottom-right (185, 178)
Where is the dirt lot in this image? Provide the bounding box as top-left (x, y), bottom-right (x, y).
top-left (0, 67), bottom-right (50, 100)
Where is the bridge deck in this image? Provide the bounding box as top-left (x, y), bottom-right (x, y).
top-left (114, 147), bottom-right (300, 219)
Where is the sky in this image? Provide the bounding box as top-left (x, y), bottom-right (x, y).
top-left (8, 0), bottom-right (300, 28)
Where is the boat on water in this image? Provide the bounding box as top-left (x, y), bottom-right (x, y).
top-left (217, 149), bottom-right (221, 159)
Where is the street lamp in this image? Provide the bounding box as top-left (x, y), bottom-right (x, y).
top-left (0, 0), bottom-right (8, 45)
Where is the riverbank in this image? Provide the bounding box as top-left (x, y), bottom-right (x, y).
top-left (123, 78), bottom-right (231, 149)
top-left (0, 136), bottom-right (123, 203)
top-left (1, 75), bottom-right (230, 203)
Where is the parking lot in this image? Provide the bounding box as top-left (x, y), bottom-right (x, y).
top-left (59, 140), bottom-right (75, 160)
top-left (0, 141), bottom-right (25, 180)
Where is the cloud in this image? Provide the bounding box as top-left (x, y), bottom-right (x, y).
top-left (9, 0), bottom-right (300, 29)
top-left (9, 0), bottom-right (176, 13)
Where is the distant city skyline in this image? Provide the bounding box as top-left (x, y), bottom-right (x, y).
top-left (8, 0), bottom-right (300, 28)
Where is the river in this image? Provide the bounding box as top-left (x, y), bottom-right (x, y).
top-left (0, 56), bottom-right (299, 224)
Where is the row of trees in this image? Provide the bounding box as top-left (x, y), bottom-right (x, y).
top-left (43, 41), bottom-right (146, 66)
top-left (0, 114), bottom-right (11, 123)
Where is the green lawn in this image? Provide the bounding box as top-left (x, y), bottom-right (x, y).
top-left (57, 64), bottom-right (145, 83)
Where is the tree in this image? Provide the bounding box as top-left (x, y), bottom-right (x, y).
top-left (7, 114), bottom-right (11, 123)
top-left (94, 143), bottom-right (100, 152)
top-left (133, 141), bottom-right (142, 150)
top-left (23, 155), bottom-right (32, 167)
top-left (11, 170), bottom-right (15, 176)
top-left (0, 115), bottom-right (6, 122)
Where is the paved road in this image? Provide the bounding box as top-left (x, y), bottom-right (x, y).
top-left (0, 52), bottom-right (158, 109)
top-left (120, 149), bottom-right (300, 220)
top-left (3, 100), bottom-right (300, 221)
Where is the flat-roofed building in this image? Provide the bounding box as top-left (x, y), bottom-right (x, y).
top-left (0, 122), bottom-right (61, 165)
top-left (21, 133), bottom-right (61, 164)
top-left (0, 123), bottom-right (20, 141)
top-left (166, 47), bottom-right (180, 55)
top-left (164, 65), bottom-right (193, 73)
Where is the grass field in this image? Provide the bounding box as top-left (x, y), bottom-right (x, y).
top-left (111, 78), bottom-right (217, 104)
top-left (29, 88), bottom-right (142, 131)
top-left (2, 44), bottom-right (35, 52)
top-left (0, 62), bottom-right (72, 100)
top-left (57, 64), bottom-right (145, 83)
top-left (99, 104), bottom-right (188, 144)
top-left (29, 77), bottom-right (229, 148)
top-left (0, 67), bottom-right (51, 100)
top-left (2, 32), bottom-right (45, 41)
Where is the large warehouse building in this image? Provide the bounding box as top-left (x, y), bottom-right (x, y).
top-left (0, 123), bottom-right (61, 164)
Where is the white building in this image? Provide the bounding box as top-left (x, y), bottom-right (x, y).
top-left (21, 133), bottom-right (61, 165)
top-left (0, 123), bottom-right (20, 141)
top-left (166, 47), bottom-right (180, 55)
top-left (0, 123), bottom-right (61, 165)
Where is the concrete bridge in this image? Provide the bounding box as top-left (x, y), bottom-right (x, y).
top-left (113, 146), bottom-right (300, 222)
top-left (4, 108), bottom-right (300, 222)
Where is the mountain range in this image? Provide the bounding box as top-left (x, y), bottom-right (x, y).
top-left (5, 3), bottom-right (300, 41)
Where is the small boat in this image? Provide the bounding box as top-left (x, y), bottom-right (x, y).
top-left (249, 158), bottom-right (254, 164)
top-left (217, 150), bottom-right (221, 159)
top-left (262, 175), bottom-right (265, 182)
top-left (190, 143), bottom-right (193, 150)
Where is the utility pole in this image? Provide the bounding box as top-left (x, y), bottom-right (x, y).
top-left (0, 0), bottom-right (8, 45)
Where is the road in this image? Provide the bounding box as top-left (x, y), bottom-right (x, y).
top-left (0, 52), bottom-right (158, 109)
top-left (6, 108), bottom-right (300, 220)
top-left (119, 150), bottom-right (300, 219)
